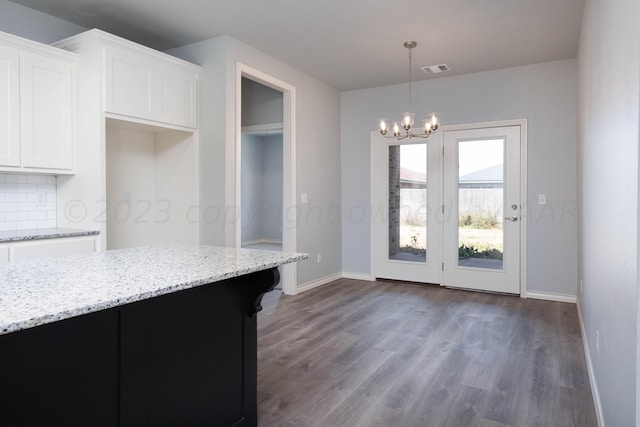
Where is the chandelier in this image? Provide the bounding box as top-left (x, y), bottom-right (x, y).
top-left (378, 41), bottom-right (439, 140)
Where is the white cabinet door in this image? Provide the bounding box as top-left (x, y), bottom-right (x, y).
top-left (159, 67), bottom-right (198, 128)
top-left (104, 47), bottom-right (156, 120)
top-left (104, 47), bottom-right (197, 128)
top-left (0, 46), bottom-right (20, 167)
top-left (21, 53), bottom-right (74, 170)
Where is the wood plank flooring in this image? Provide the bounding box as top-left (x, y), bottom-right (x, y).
top-left (256, 279), bottom-right (597, 427)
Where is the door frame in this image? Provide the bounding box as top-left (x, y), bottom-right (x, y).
top-left (234, 62), bottom-right (297, 295)
top-left (370, 119), bottom-right (528, 297)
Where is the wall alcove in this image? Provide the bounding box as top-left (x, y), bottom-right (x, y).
top-left (105, 118), bottom-right (197, 250)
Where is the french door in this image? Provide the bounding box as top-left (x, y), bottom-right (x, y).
top-left (371, 135), bottom-right (442, 284)
top-left (372, 123), bottom-right (523, 294)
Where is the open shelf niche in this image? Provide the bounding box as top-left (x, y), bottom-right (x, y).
top-left (105, 118), bottom-right (197, 250)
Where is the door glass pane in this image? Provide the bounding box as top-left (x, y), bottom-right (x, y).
top-left (389, 144), bottom-right (427, 262)
top-left (457, 139), bottom-right (504, 270)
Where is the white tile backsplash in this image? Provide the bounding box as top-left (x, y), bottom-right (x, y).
top-left (26, 175), bottom-right (47, 185)
top-left (4, 174), bottom-right (27, 184)
top-left (0, 174), bottom-right (57, 231)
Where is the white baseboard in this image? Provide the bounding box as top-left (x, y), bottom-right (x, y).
top-left (296, 272), bottom-right (343, 294)
top-left (576, 299), bottom-right (605, 427)
top-left (295, 271), bottom-right (375, 295)
top-left (341, 272), bottom-right (375, 281)
top-left (526, 291), bottom-right (577, 303)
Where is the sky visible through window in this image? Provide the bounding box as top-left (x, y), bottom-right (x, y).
top-left (399, 139), bottom-right (504, 176)
top-left (458, 139), bottom-right (504, 177)
top-left (400, 144), bottom-right (426, 173)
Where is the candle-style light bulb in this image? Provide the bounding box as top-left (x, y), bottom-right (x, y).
top-left (393, 122), bottom-right (401, 137)
top-left (401, 112), bottom-right (413, 131)
top-left (424, 119), bottom-right (433, 134)
top-left (379, 118), bottom-right (389, 135)
top-left (429, 113), bottom-right (439, 130)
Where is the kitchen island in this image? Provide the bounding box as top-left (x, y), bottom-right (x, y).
top-left (0, 244), bottom-right (307, 427)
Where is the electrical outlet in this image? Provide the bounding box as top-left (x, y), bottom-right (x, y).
top-left (596, 331), bottom-right (600, 357)
top-left (301, 193), bottom-right (308, 204)
top-left (538, 194), bottom-right (547, 205)
top-left (317, 253), bottom-right (322, 264)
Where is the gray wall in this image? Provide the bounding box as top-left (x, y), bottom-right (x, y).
top-left (242, 78), bottom-right (284, 126)
top-left (577, 0), bottom-right (640, 425)
top-left (168, 35), bottom-right (342, 285)
top-left (241, 133), bottom-right (283, 244)
top-left (0, 0), bottom-right (85, 42)
top-left (262, 134), bottom-right (284, 241)
top-left (241, 134), bottom-right (263, 243)
top-left (342, 59), bottom-right (579, 296)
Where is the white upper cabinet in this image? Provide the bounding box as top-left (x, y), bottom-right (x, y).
top-left (51, 30), bottom-right (200, 250)
top-left (104, 47), bottom-right (155, 120)
top-left (104, 47), bottom-right (198, 128)
top-left (158, 65), bottom-right (198, 128)
top-left (57, 30), bottom-right (199, 129)
top-left (21, 53), bottom-right (74, 170)
top-left (0, 45), bottom-right (20, 167)
top-left (0, 31), bottom-right (76, 173)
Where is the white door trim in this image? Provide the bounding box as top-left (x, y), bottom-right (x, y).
top-left (369, 119), bottom-right (527, 297)
top-left (234, 62), bottom-right (298, 295)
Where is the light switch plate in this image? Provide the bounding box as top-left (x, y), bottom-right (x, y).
top-left (538, 194), bottom-right (546, 205)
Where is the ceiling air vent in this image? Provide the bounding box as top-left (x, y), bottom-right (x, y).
top-left (421, 64), bottom-right (450, 75)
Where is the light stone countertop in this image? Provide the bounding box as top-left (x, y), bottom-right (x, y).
top-left (0, 228), bottom-right (100, 243)
top-left (0, 244), bottom-right (307, 335)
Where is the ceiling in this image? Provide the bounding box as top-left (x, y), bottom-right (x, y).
top-left (9, 0), bottom-right (585, 91)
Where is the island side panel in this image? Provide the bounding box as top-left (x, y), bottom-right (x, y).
top-left (0, 308), bottom-right (121, 427)
top-left (129, 267), bottom-right (280, 426)
top-left (144, 277), bottom-right (245, 426)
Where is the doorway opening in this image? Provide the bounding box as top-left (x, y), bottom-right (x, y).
top-left (235, 64), bottom-right (297, 295)
top-left (240, 78), bottom-right (284, 253)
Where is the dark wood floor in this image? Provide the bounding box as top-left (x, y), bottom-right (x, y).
top-left (256, 279), bottom-right (597, 427)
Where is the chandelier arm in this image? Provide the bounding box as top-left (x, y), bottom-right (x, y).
top-left (382, 133), bottom-right (407, 141)
top-left (381, 132), bottom-right (433, 141)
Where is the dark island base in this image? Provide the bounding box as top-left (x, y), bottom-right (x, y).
top-left (0, 268), bottom-right (279, 427)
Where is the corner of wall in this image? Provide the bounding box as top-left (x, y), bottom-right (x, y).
top-left (576, 298), bottom-right (606, 426)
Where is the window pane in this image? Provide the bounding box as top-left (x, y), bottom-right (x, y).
top-left (457, 139), bottom-right (504, 270)
top-left (389, 144), bottom-right (427, 262)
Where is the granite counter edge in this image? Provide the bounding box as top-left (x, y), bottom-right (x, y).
top-left (0, 252), bottom-right (307, 336)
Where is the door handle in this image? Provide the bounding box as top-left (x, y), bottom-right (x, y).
top-left (505, 216), bottom-right (518, 222)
